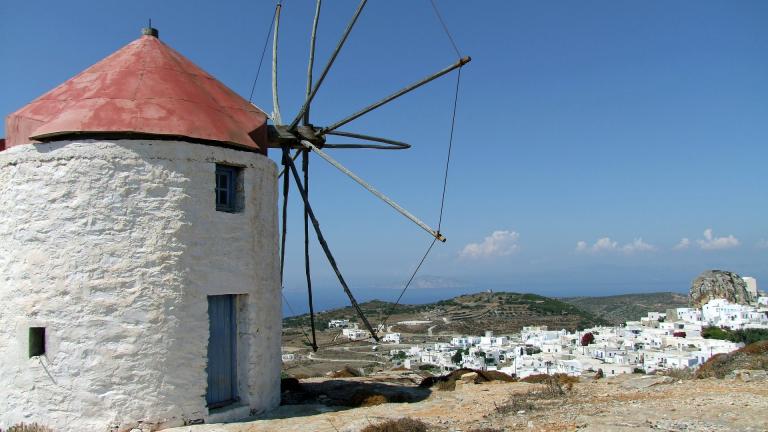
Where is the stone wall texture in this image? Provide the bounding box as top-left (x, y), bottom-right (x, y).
top-left (0, 140), bottom-right (281, 431)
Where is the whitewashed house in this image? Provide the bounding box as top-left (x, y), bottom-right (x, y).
top-left (614, 351), bottom-right (642, 366)
top-left (664, 352), bottom-right (700, 369)
top-left (602, 365), bottom-right (634, 376)
top-left (328, 319), bottom-right (351, 329)
top-left (702, 298), bottom-right (768, 329)
top-left (382, 333), bottom-right (402, 344)
top-left (667, 307), bottom-right (703, 323)
top-left (342, 328), bottom-right (370, 340)
top-left (451, 336), bottom-right (479, 348)
top-left (541, 343), bottom-right (563, 354)
top-left (743, 276), bottom-right (758, 300)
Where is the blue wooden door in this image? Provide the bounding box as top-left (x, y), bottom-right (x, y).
top-left (206, 295), bottom-right (237, 408)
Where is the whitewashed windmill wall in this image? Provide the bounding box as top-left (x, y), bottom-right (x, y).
top-left (0, 28), bottom-right (282, 431)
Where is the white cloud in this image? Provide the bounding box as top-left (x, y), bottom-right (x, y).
top-left (593, 237), bottom-right (618, 252)
top-left (576, 237), bottom-right (616, 253)
top-left (576, 237), bottom-right (655, 254)
top-left (696, 228), bottom-right (739, 250)
top-left (460, 230), bottom-right (520, 259)
top-left (622, 238), bottom-right (656, 253)
top-left (756, 239), bottom-right (768, 249)
top-left (674, 238), bottom-right (690, 250)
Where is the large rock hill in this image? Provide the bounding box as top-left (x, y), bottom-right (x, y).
top-left (690, 270), bottom-right (754, 308)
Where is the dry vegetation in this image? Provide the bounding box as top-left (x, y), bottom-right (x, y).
top-left (1, 425), bottom-right (54, 432)
top-left (660, 367), bottom-right (697, 380)
top-left (491, 373), bottom-right (574, 419)
top-left (466, 429), bottom-right (504, 432)
top-left (418, 368), bottom-right (516, 390)
top-left (520, 373), bottom-right (579, 385)
top-left (696, 340), bottom-right (768, 378)
top-left (360, 418), bottom-right (428, 432)
top-left (327, 366), bottom-right (364, 378)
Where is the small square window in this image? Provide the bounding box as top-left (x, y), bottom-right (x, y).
top-left (215, 164), bottom-right (243, 213)
top-left (29, 327), bottom-right (45, 357)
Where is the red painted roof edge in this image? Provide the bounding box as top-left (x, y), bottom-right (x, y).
top-left (5, 33), bottom-right (269, 154)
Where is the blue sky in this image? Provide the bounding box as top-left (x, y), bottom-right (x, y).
top-left (2, 1), bottom-right (767, 313)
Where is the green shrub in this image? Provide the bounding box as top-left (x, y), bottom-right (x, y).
top-left (702, 327), bottom-right (768, 344)
top-left (729, 329), bottom-right (768, 344)
top-left (525, 347), bottom-right (541, 355)
top-left (391, 351), bottom-right (407, 361)
top-left (702, 326), bottom-right (730, 340)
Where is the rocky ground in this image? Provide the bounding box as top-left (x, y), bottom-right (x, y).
top-left (168, 372), bottom-right (768, 432)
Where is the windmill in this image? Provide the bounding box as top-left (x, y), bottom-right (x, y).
top-left (265, 0), bottom-right (469, 350)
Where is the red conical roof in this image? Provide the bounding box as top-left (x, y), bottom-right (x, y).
top-left (5, 31), bottom-right (268, 153)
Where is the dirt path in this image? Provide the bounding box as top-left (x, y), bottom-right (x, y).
top-left (168, 374), bottom-right (768, 432)
top-left (307, 352), bottom-right (386, 365)
top-left (427, 325), bottom-right (437, 336)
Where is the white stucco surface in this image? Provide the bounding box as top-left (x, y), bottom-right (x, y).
top-left (0, 140), bottom-right (281, 431)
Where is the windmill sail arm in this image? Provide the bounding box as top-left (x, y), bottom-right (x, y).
top-left (323, 143), bottom-right (409, 150)
top-left (285, 155), bottom-right (380, 341)
top-left (289, 0), bottom-right (369, 130)
top-left (300, 140), bottom-right (446, 242)
top-left (302, 149), bottom-right (318, 351)
top-left (323, 130), bottom-right (410, 150)
top-left (271, 3), bottom-right (283, 125)
top-left (320, 56), bottom-right (471, 134)
top-left (303, 0), bottom-right (322, 126)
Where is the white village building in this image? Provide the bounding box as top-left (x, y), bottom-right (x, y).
top-left (328, 319), bottom-right (351, 328)
top-left (701, 298), bottom-right (768, 329)
top-left (405, 291), bottom-right (766, 378)
top-left (743, 276), bottom-right (758, 300)
top-left (382, 333), bottom-right (402, 344)
top-left (342, 328), bottom-right (370, 340)
top-left (0, 28), bottom-right (282, 431)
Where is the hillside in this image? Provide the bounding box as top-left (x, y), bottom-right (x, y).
top-left (284, 291), bottom-right (609, 335)
top-left (561, 292), bottom-right (689, 325)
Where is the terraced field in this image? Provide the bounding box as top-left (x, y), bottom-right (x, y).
top-left (562, 292), bottom-right (689, 325)
top-left (284, 292), bottom-right (609, 337)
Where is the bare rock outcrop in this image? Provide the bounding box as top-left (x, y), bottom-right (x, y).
top-left (689, 270), bottom-right (753, 308)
